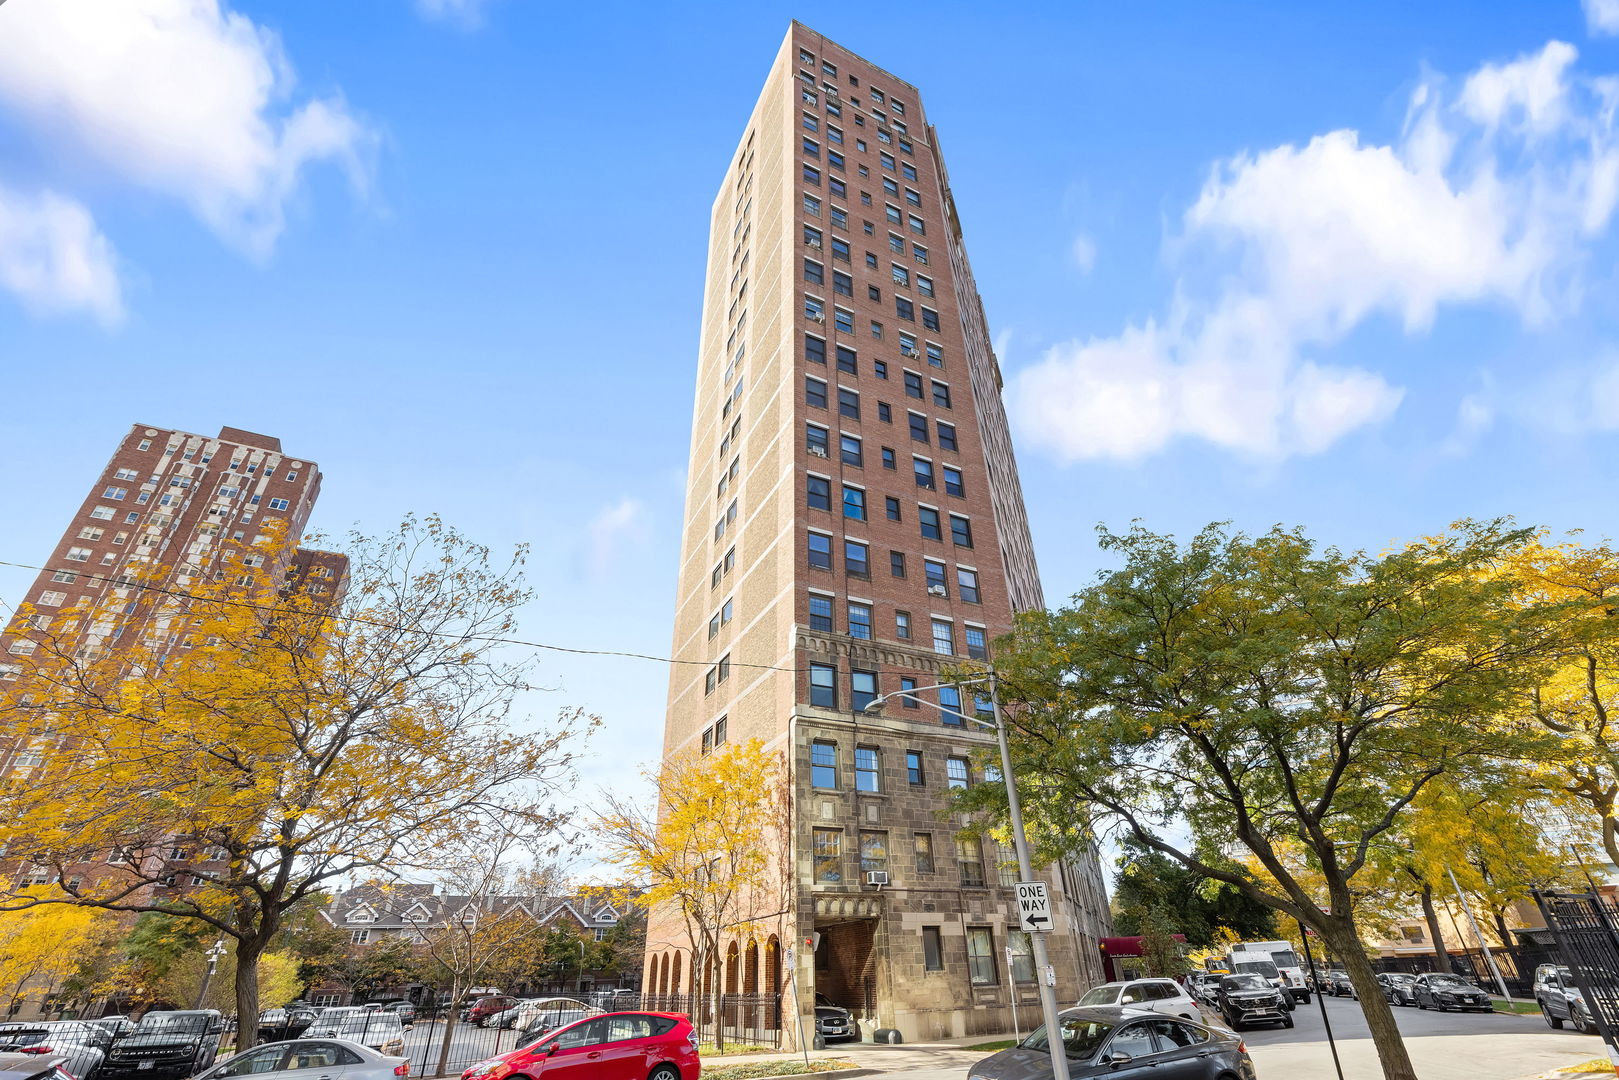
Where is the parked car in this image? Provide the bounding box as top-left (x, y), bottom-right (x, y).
top-left (512, 999), bottom-right (598, 1037)
top-left (466, 996), bottom-right (516, 1029)
top-left (967, 1006), bottom-right (1255, 1080)
top-left (1325, 970), bottom-right (1357, 998)
top-left (586, 989), bottom-right (640, 1011)
top-left (302, 1010), bottom-right (406, 1055)
top-left (459, 1012), bottom-right (699, 1080)
top-left (1186, 974), bottom-right (1223, 1007)
top-left (0, 1051), bottom-right (80, 1080)
top-left (1075, 979), bottom-right (1200, 1022)
top-left (1377, 972), bottom-right (1421, 1006)
top-left (1216, 973), bottom-right (1293, 1031)
top-left (257, 1009), bottom-right (319, 1044)
top-left (0, 1021), bottom-right (110, 1080)
top-left (1535, 963), bottom-right (1596, 1032)
top-left (1413, 973), bottom-right (1492, 1012)
top-left (97, 1010), bottom-right (223, 1080)
top-left (191, 1039), bottom-right (410, 1080)
top-left (366, 1001), bottom-right (417, 1026)
top-left (812, 994), bottom-right (854, 1043)
top-left (86, 1018), bottom-right (135, 1042)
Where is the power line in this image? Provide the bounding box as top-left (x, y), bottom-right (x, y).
top-left (0, 556), bottom-right (814, 676)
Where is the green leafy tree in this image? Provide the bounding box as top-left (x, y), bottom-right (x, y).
top-left (977, 521), bottom-right (1567, 1080)
top-left (1111, 841), bottom-right (1275, 947)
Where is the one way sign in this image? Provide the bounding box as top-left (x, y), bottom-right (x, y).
top-left (1014, 880), bottom-right (1053, 933)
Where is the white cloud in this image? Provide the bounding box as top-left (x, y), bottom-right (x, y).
top-left (1012, 40), bottom-right (1619, 463)
top-left (0, 184), bottom-right (123, 325)
top-left (1071, 233), bottom-right (1097, 275)
top-left (584, 498), bottom-right (648, 578)
top-left (415, 0), bottom-right (495, 29)
top-left (1584, 0), bottom-right (1619, 36)
top-left (0, 0), bottom-right (374, 258)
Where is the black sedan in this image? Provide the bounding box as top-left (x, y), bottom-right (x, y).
top-left (967, 1006), bottom-right (1256, 1080)
top-left (1378, 972), bottom-right (1420, 1006)
top-left (1326, 970), bottom-right (1358, 998)
top-left (1413, 973), bottom-right (1492, 1012)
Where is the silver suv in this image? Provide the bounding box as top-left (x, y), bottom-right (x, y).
top-left (1535, 963), bottom-right (1595, 1033)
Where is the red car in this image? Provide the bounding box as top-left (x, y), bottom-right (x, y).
top-left (461, 1012), bottom-right (699, 1080)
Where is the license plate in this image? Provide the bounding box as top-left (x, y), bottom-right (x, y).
top-left (138, 1063), bottom-right (154, 1070)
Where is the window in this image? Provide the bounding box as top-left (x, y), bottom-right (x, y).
top-left (889, 232), bottom-right (905, 253)
top-left (848, 602), bottom-right (872, 640)
top-left (840, 433), bottom-right (863, 467)
top-left (943, 466), bottom-right (964, 496)
top-left (914, 457), bottom-right (935, 490)
top-left (806, 295), bottom-right (825, 320)
top-left (268, 498), bottom-right (289, 511)
top-left (878, 402), bottom-right (892, 423)
top-left (855, 746), bottom-right (880, 791)
top-left (890, 550), bottom-right (907, 577)
top-left (918, 275), bottom-right (935, 298)
top-left (804, 194), bottom-right (821, 216)
top-left (838, 387), bottom-right (860, 419)
top-left (868, 284), bottom-right (881, 300)
top-left (809, 593), bottom-right (834, 632)
top-left (950, 514), bottom-right (973, 548)
top-left (102, 486), bottom-right (127, 500)
top-left (37, 591), bottom-right (65, 607)
top-left (831, 206), bottom-right (848, 228)
top-left (834, 307), bottom-right (854, 333)
top-left (66, 547), bottom-right (91, 562)
top-left (902, 160), bottom-right (917, 179)
top-left (922, 925), bottom-right (943, 969)
top-left (806, 335), bottom-right (827, 365)
top-left (803, 137), bottom-right (820, 160)
top-left (803, 258), bottom-right (824, 285)
top-left (78, 526), bottom-right (104, 541)
top-left (958, 568), bottom-right (981, 604)
top-left (904, 371), bottom-right (924, 399)
top-left (836, 345), bottom-right (858, 374)
top-left (895, 296), bottom-right (915, 321)
top-left (806, 376), bottom-right (829, 410)
top-left (803, 164), bottom-right (820, 186)
top-left (891, 263), bottom-right (910, 286)
top-left (873, 360), bottom-right (889, 380)
top-left (114, 467), bottom-right (139, 481)
top-left (866, 250), bottom-right (879, 268)
top-left (895, 610), bottom-right (912, 639)
top-left (1008, 931), bottom-right (1036, 983)
top-left (919, 506), bottom-right (942, 540)
top-left (351, 928), bottom-right (371, 944)
top-left (89, 505), bottom-right (114, 521)
top-left (880, 150), bottom-right (896, 170)
top-left (885, 496), bottom-right (902, 521)
top-left (833, 270), bottom-right (853, 296)
top-left (939, 686), bottom-right (965, 726)
top-left (882, 446), bottom-right (896, 469)
top-left (997, 842), bottom-right (1019, 887)
top-left (811, 739), bottom-right (839, 785)
top-left (922, 307), bottom-right (940, 331)
top-left (828, 124), bottom-right (843, 145)
top-left (50, 571), bottom-right (76, 584)
top-left (831, 177), bottom-right (847, 198)
top-left (842, 485), bottom-right (866, 520)
top-left (909, 416), bottom-right (929, 447)
top-left (845, 539), bottom-right (869, 577)
top-left (932, 618), bottom-right (955, 655)
top-left (932, 381), bottom-right (952, 408)
top-left (937, 422), bottom-right (957, 451)
top-left (808, 532), bottom-right (833, 569)
top-left (807, 425), bottom-right (830, 456)
top-left (965, 625), bottom-right (988, 660)
top-left (886, 204), bottom-right (902, 225)
top-left (859, 830), bottom-right (888, 875)
top-left (965, 925), bottom-right (995, 981)
top-left (924, 559), bottom-right (948, 595)
top-left (946, 757), bottom-right (970, 790)
top-left (813, 828), bottom-right (843, 882)
top-left (926, 342), bottom-right (943, 368)
top-left (832, 237), bottom-right (851, 262)
top-left (909, 214), bottom-right (926, 235)
top-left (913, 243), bottom-right (928, 264)
top-left (803, 112), bottom-right (819, 132)
top-left (883, 177), bottom-right (899, 197)
top-left (906, 187), bottom-right (922, 207)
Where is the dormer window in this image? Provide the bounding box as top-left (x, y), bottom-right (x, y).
top-left (348, 906), bottom-right (374, 924)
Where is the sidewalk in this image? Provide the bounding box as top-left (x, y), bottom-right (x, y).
top-left (704, 1032), bottom-right (1012, 1070)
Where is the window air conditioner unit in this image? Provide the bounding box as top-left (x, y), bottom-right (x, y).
top-left (808, 445), bottom-right (828, 457)
top-left (866, 871), bottom-right (889, 887)
top-left (808, 239), bottom-right (822, 249)
top-left (928, 585), bottom-right (947, 597)
top-left (901, 347), bottom-right (918, 357)
top-left (810, 313), bottom-right (825, 323)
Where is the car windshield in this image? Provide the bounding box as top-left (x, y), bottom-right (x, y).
top-left (1076, 985), bottom-right (1121, 1006)
top-left (1221, 975), bottom-right (1269, 992)
top-left (1022, 1017), bottom-right (1113, 1060)
top-left (1269, 950), bottom-right (1300, 968)
top-left (1232, 960), bottom-right (1279, 979)
top-left (1427, 976), bottom-right (1469, 988)
top-left (137, 1015), bottom-right (208, 1034)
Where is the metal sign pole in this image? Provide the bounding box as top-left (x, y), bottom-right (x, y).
top-left (1444, 865), bottom-right (1513, 1007)
top-left (989, 675), bottom-right (1070, 1080)
top-left (1296, 919), bottom-right (1345, 1080)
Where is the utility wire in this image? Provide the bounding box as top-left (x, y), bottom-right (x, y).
top-left (0, 557), bottom-right (830, 675)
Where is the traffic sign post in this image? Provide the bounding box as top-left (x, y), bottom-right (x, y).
top-left (1015, 881), bottom-right (1053, 933)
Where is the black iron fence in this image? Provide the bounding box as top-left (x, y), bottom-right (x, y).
top-left (636, 992), bottom-right (783, 1048)
top-left (1534, 888), bottom-right (1619, 1045)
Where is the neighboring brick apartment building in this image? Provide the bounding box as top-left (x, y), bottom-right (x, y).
top-left (0, 423), bottom-right (343, 895)
top-left (644, 24), bottom-right (1111, 1045)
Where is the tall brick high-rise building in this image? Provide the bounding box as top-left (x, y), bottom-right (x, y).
top-left (0, 423), bottom-right (343, 745)
top-left (643, 24), bottom-right (1110, 1043)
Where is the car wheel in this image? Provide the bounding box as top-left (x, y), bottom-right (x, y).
top-left (1301, 993), bottom-right (1311, 1005)
top-left (1544, 1004), bottom-right (1564, 1029)
top-left (649, 1066), bottom-right (681, 1080)
top-left (1417, 998), bottom-right (1428, 1010)
top-left (1282, 1013), bottom-right (1295, 1029)
top-left (1576, 1009), bottom-right (1594, 1034)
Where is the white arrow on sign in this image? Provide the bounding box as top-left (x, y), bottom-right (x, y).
top-left (1015, 880), bottom-right (1053, 932)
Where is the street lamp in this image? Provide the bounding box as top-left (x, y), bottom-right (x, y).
top-left (860, 670), bottom-right (1070, 1080)
top-left (194, 939), bottom-right (227, 1009)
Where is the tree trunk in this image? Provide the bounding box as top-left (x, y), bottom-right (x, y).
top-left (1603, 814), bottom-right (1619, 871)
top-left (1318, 918), bottom-right (1417, 1080)
top-left (436, 978), bottom-right (464, 1079)
top-left (1418, 884), bottom-right (1452, 974)
top-left (234, 937), bottom-right (265, 1052)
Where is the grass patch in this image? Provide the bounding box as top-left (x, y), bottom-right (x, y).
top-left (699, 1044), bottom-right (779, 1057)
top-left (1556, 1060), bottom-right (1613, 1075)
top-left (965, 1041), bottom-right (1017, 1052)
top-left (1492, 999), bottom-right (1543, 1015)
top-left (702, 1060), bottom-right (854, 1080)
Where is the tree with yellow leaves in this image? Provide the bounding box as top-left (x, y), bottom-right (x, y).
top-left (0, 904), bottom-right (113, 1014)
top-left (0, 516), bottom-right (594, 1041)
top-left (594, 739), bottom-right (790, 1050)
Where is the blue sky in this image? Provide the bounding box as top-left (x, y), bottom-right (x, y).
top-left (5, 0), bottom-right (1619, 816)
